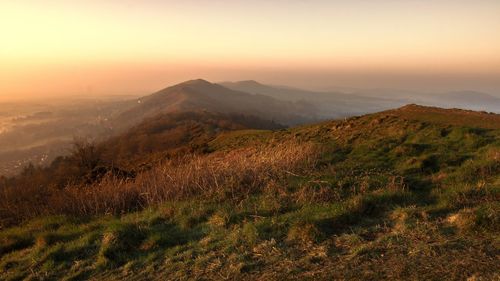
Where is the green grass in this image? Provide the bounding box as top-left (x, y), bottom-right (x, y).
top-left (1, 107), bottom-right (499, 280)
top-left (208, 129), bottom-right (274, 151)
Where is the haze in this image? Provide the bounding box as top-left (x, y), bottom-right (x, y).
top-left (1, 0), bottom-right (500, 99)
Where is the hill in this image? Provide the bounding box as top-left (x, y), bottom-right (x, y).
top-left (221, 80), bottom-right (406, 118)
top-left (433, 91), bottom-right (500, 113)
top-left (389, 104), bottom-right (500, 129)
top-left (0, 111), bottom-right (283, 193)
top-left (101, 111), bottom-right (284, 171)
top-left (114, 79), bottom-right (318, 128)
top-left (0, 79), bottom-right (317, 177)
top-left (0, 105), bottom-right (498, 280)
top-left (349, 88), bottom-right (500, 113)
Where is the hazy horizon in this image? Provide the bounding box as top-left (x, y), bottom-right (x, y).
top-left (1, 0), bottom-right (500, 100)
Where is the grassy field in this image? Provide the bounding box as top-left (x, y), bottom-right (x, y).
top-left (1, 105), bottom-right (499, 280)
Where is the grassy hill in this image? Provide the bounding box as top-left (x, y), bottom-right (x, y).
top-left (114, 79), bottom-right (317, 129)
top-left (0, 105), bottom-right (499, 280)
top-left (0, 111), bottom-right (283, 209)
top-left (100, 111), bottom-right (284, 171)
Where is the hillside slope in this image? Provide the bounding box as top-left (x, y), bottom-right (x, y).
top-left (221, 80), bottom-right (406, 118)
top-left (114, 79), bottom-right (318, 128)
top-left (101, 111), bottom-right (284, 170)
top-left (349, 88), bottom-right (500, 113)
top-left (0, 111), bottom-right (283, 194)
top-left (425, 91), bottom-right (500, 113)
top-left (0, 105), bottom-right (499, 280)
top-left (389, 104), bottom-right (500, 129)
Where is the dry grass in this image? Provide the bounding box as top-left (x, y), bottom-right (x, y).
top-left (1, 106), bottom-right (499, 280)
top-left (0, 141), bottom-right (320, 226)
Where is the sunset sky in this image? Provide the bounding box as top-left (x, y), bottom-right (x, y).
top-left (1, 0), bottom-right (500, 99)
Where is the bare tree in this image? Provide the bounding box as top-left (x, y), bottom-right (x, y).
top-left (71, 137), bottom-right (102, 172)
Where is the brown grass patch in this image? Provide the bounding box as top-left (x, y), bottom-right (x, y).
top-left (0, 141), bottom-right (320, 226)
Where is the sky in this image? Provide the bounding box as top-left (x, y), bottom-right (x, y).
top-left (1, 0), bottom-right (500, 99)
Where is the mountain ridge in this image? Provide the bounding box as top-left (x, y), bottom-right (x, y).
top-left (221, 80), bottom-right (407, 118)
top-left (113, 79), bottom-right (318, 129)
top-left (222, 81), bottom-right (500, 114)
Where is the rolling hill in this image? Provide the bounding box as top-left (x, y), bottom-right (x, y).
top-left (4, 79), bottom-right (496, 178)
top-left (101, 110), bottom-right (284, 171)
top-left (0, 110), bottom-right (284, 192)
top-left (0, 79), bottom-right (319, 176)
top-left (348, 88), bottom-right (500, 113)
top-left (113, 79), bottom-right (318, 129)
top-left (221, 80), bottom-right (406, 118)
top-left (222, 81), bottom-right (500, 116)
top-left (1, 104), bottom-right (498, 280)
top-left (431, 91), bottom-right (500, 112)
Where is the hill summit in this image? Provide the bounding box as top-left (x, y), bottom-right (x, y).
top-left (114, 79), bottom-right (317, 129)
top-left (390, 104), bottom-right (500, 129)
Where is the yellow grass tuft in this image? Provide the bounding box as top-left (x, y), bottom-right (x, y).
top-left (0, 141), bottom-right (320, 225)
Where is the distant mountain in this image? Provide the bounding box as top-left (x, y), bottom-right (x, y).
top-left (431, 91), bottom-right (500, 112)
top-left (220, 80), bottom-right (405, 118)
top-left (221, 80), bottom-right (500, 114)
top-left (113, 79), bottom-right (318, 129)
top-left (347, 88), bottom-right (500, 113)
top-left (221, 80), bottom-right (321, 101)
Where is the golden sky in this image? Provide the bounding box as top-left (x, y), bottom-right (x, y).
top-left (1, 0), bottom-right (500, 98)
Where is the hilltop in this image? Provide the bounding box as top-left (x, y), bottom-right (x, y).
top-left (0, 105), bottom-right (499, 280)
top-left (114, 79), bottom-right (318, 128)
top-left (0, 79), bottom-right (317, 177)
top-left (390, 104), bottom-right (500, 129)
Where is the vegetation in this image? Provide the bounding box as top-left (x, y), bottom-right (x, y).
top-left (0, 111), bottom-right (283, 193)
top-left (0, 105), bottom-right (499, 280)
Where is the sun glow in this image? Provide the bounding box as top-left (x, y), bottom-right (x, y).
top-left (1, 0), bottom-right (499, 97)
